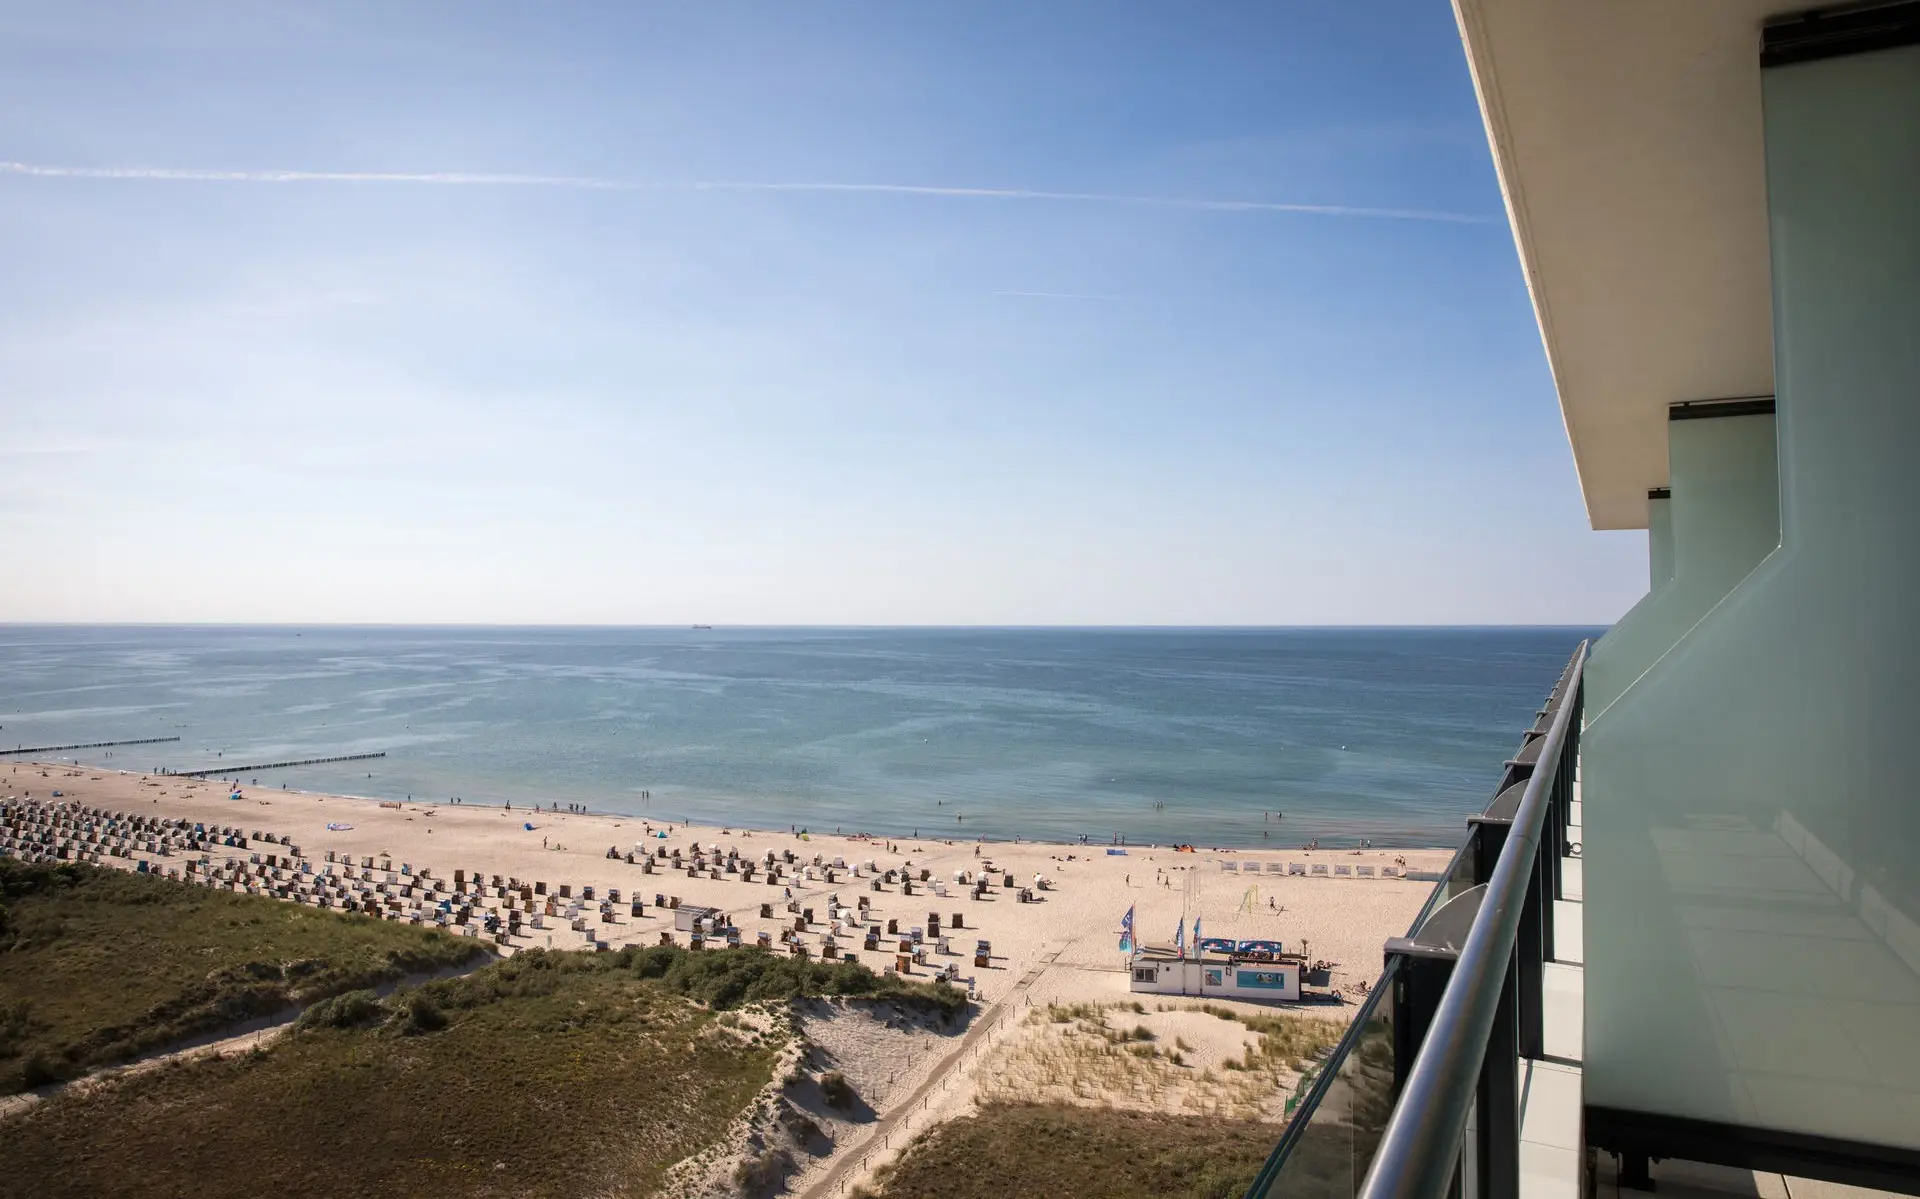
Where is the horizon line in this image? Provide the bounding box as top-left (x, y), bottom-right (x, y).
top-left (0, 621), bottom-right (1611, 631)
top-left (0, 160), bottom-right (1491, 224)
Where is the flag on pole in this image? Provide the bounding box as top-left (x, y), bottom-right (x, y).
top-left (1193, 915), bottom-right (1203, 949)
top-left (1118, 904), bottom-right (1135, 954)
top-left (1174, 917), bottom-right (1186, 955)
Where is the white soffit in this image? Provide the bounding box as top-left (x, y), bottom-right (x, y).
top-left (1453, 0), bottom-right (1791, 530)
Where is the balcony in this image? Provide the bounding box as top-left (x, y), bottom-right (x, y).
top-left (1240, 643), bottom-right (1920, 1198)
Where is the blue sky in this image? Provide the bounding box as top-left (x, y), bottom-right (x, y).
top-left (0, 1), bottom-right (1645, 625)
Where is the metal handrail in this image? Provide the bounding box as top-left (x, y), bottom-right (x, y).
top-left (1355, 641), bottom-right (1587, 1199)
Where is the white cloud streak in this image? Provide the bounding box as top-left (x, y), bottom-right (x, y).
top-left (0, 160), bottom-right (1487, 223)
top-left (993, 290), bottom-right (1127, 301)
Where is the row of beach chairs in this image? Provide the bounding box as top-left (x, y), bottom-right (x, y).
top-left (1218, 860), bottom-right (1401, 878)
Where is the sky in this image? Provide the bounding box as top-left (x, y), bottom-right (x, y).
top-left (0, 0), bottom-right (1648, 626)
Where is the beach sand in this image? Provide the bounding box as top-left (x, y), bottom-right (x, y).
top-left (6, 758), bottom-right (1458, 1194)
top-left (6, 760), bottom-right (1452, 1005)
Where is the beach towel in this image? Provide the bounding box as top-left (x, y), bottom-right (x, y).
top-left (325, 822), bottom-right (354, 831)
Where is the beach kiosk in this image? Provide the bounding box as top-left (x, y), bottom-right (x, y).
top-left (1128, 942), bottom-right (1304, 1003)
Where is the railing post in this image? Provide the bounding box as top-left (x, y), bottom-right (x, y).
top-left (1476, 954), bottom-right (1521, 1199)
top-left (1393, 949), bottom-right (1458, 1093)
top-left (1472, 820), bottom-right (1507, 888)
top-left (1517, 837), bottom-right (1545, 1059)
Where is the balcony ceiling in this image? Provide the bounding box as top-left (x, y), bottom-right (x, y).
top-left (1452, 0), bottom-right (1796, 530)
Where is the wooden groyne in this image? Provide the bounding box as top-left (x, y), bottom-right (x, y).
top-left (1, 737), bottom-right (181, 756)
top-left (170, 752), bottom-right (387, 779)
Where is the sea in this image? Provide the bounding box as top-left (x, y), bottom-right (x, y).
top-left (0, 626), bottom-right (1597, 849)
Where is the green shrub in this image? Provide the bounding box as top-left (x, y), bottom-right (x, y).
top-left (819, 1070), bottom-right (856, 1111)
top-left (733, 1146), bottom-right (794, 1192)
top-left (395, 993), bottom-right (446, 1035)
top-left (19, 1051), bottom-right (62, 1089)
top-left (1185, 1166), bottom-right (1251, 1199)
top-left (294, 990), bottom-right (385, 1031)
top-left (0, 999), bottom-right (34, 1056)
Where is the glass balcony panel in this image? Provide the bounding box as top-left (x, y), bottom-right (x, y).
top-left (1243, 960), bottom-right (1399, 1198)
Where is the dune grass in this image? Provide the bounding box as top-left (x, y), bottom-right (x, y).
top-left (0, 859), bottom-right (485, 1093)
top-left (979, 1000), bottom-right (1342, 1121)
top-left (858, 1103), bottom-right (1280, 1199)
top-left (0, 949), bottom-right (783, 1199)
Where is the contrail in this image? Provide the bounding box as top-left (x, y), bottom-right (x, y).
top-left (993, 290), bottom-right (1127, 301)
top-left (0, 160), bottom-right (1487, 223)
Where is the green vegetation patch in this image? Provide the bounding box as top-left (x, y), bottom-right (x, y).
top-left (0, 950), bottom-right (781, 1199)
top-left (859, 1103), bottom-right (1282, 1199)
top-left (0, 859), bottom-right (483, 1092)
top-left (622, 941), bottom-right (970, 1018)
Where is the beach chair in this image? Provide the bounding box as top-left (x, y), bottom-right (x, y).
top-left (1310, 864), bottom-right (1329, 877)
top-left (1220, 861), bottom-right (1238, 872)
top-left (1266, 862), bottom-right (1286, 874)
top-left (1356, 865), bottom-right (1375, 878)
top-left (1334, 865), bottom-right (1353, 877)
top-left (1288, 862), bottom-right (1307, 876)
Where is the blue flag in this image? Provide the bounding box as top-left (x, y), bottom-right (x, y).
top-left (1174, 917), bottom-right (1185, 955)
top-left (1118, 904), bottom-right (1135, 954)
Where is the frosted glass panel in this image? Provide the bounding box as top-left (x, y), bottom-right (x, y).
top-left (1585, 416), bottom-right (1778, 718)
top-left (1582, 43), bottom-right (1920, 1149)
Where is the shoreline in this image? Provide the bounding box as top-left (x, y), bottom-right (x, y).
top-left (44, 751), bottom-right (1463, 856)
top-left (157, 772), bottom-right (1459, 858)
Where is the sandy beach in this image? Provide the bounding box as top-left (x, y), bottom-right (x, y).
top-left (7, 758), bottom-right (1458, 1194)
top-left (6, 759), bottom-right (1452, 1008)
